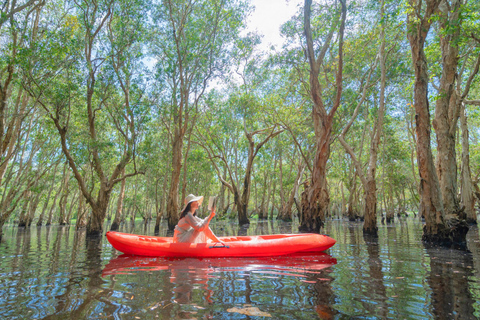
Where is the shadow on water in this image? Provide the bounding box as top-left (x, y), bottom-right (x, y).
top-left (0, 218), bottom-right (480, 318)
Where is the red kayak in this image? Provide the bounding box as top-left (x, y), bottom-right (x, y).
top-left (106, 231), bottom-right (336, 257)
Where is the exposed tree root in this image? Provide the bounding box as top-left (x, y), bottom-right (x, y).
top-left (422, 216), bottom-right (469, 249)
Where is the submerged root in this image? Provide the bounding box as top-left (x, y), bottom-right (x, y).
top-left (422, 216), bottom-right (469, 249)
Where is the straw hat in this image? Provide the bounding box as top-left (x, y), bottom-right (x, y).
top-left (182, 194), bottom-right (204, 211)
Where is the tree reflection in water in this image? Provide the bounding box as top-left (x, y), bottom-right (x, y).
top-left (425, 245), bottom-right (475, 319)
top-left (42, 233), bottom-right (115, 319)
top-left (102, 252), bottom-right (337, 318)
top-left (364, 234), bottom-right (387, 318)
top-left (2, 219), bottom-right (480, 318)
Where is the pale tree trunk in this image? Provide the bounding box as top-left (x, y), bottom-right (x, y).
top-left (240, 128), bottom-right (284, 224)
top-left (407, 0), bottom-right (467, 245)
top-left (66, 189), bottom-right (78, 224)
top-left (58, 167), bottom-right (70, 225)
top-left (269, 176), bottom-right (277, 220)
top-left (433, 0), bottom-right (461, 217)
top-left (363, 2), bottom-right (387, 234)
top-left (218, 167), bottom-right (227, 215)
top-left (457, 39), bottom-right (480, 224)
top-left (181, 128), bottom-right (194, 202)
top-left (37, 161), bottom-right (60, 226)
top-left (259, 166), bottom-right (268, 220)
top-left (155, 169), bottom-right (169, 233)
top-left (167, 131), bottom-right (183, 230)
top-left (347, 172), bottom-right (358, 221)
top-left (278, 150), bottom-right (285, 216)
top-left (27, 190), bottom-right (42, 227)
top-left (301, 0), bottom-right (346, 232)
top-left (110, 167), bottom-right (126, 231)
top-left (460, 103), bottom-right (476, 224)
top-left (279, 160), bottom-right (305, 221)
top-left (263, 157), bottom-right (277, 220)
top-left (236, 142), bottom-right (257, 225)
top-left (406, 104), bottom-right (420, 212)
top-left (47, 181), bottom-right (63, 226)
top-left (18, 192), bottom-right (30, 227)
top-left (2, 124), bottom-right (45, 232)
top-left (0, 6), bottom-right (39, 184)
top-left (0, 87), bottom-right (30, 184)
top-left (75, 191), bottom-right (87, 230)
top-left (385, 189), bottom-right (395, 223)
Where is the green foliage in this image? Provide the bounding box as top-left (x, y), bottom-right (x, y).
top-left (1, 0), bottom-right (479, 228)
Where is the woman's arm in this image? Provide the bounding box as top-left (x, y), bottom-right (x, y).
top-left (184, 211), bottom-right (214, 231)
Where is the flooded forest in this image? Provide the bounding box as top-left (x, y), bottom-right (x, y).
top-left (2, 0), bottom-right (480, 318)
top-left (1, 0), bottom-right (480, 245)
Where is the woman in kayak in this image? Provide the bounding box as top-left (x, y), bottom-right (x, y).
top-left (173, 194), bottom-right (222, 243)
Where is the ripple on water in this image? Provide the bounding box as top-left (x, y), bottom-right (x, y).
top-left (0, 220), bottom-right (480, 319)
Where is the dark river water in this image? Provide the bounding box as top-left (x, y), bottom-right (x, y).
top-left (1, 217), bottom-right (479, 319)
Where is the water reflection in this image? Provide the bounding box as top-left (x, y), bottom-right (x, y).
top-left (425, 246), bottom-right (475, 319)
top-left (1, 219), bottom-right (480, 319)
top-left (363, 234), bottom-right (387, 318)
top-left (102, 253), bottom-right (337, 318)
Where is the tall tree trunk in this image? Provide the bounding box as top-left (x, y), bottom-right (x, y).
top-left (278, 150), bottom-right (285, 215)
top-left (75, 191), bottom-right (87, 230)
top-left (218, 166), bottom-right (227, 215)
top-left (407, 0), bottom-right (467, 245)
top-left (263, 157), bottom-right (277, 220)
top-left (110, 167), bottom-right (126, 231)
top-left (346, 166), bottom-right (358, 221)
top-left (433, 0), bottom-right (461, 217)
top-left (166, 131), bottom-right (183, 230)
top-left (300, 0), bottom-right (346, 232)
top-left (269, 177), bottom-right (277, 220)
top-left (18, 192), bottom-right (30, 227)
top-left (408, 0), bottom-right (444, 236)
top-left (86, 184), bottom-right (111, 235)
top-left (46, 179), bottom-right (63, 226)
top-left (363, 0), bottom-right (387, 235)
top-left (181, 128), bottom-right (194, 202)
top-left (238, 164), bottom-right (252, 225)
top-left (37, 161), bottom-right (60, 226)
top-left (65, 189), bottom-right (78, 224)
top-left (385, 189), bottom-right (395, 223)
top-left (460, 103), bottom-right (476, 224)
top-left (279, 161), bottom-right (305, 222)
top-left (155, 170), bottom-right (169, 233)
top-left (27, 190), bottom-right (42, 227)
top-left (58, 166), bottom-right (70, 225)
top-left (259, 165), bottom-right (269, 220)
top-left (341, 182), bottom-right (346, 216)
